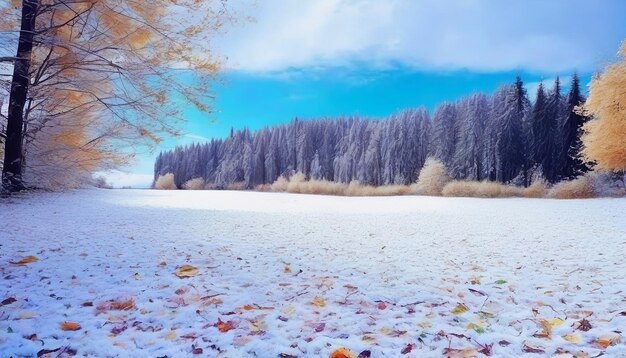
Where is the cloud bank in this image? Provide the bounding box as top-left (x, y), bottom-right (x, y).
top-left (216, 0), bottom-right (626, 73)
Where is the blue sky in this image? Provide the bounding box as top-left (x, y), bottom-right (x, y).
top-left (110, 0), bottom-right (626, 187)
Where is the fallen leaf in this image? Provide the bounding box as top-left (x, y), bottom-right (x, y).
top-left (192, 344), bottom-right (203, 354)
top-left (60, 321), bottom-right (81, 331)
top-left (401, 343), bottom-right (415, 354)
top-left (11, 256), bottom-right (38, 265)
top-left (522, 342), bottom-right (545, 354)
top-left (243, 304), bottom-right (254, 311)
top-left (311, 296), bottom-right (326, 308)
top-left (37, 348), bottom-right (61, 357)
top-left (216, 318), bottom-right (236, 333)
top-left (282, 304), bottom-right (296, 317)
top-left (1, 297), bottom-right (17, 306)
top-left (494, 279), bottom-right (507, 285)
top-left (175, 265), bottom-right (199, 278)
top-left (563, 334), bottom-right (581, 344)
top-left (466, 322), bottom-right (485, 334)
top-left (357, 350), bottom-right (371, 358)
top-left (110, 298), bottom-right (135, 311)
top-left (591, 334), bottom-right (620, 349)
top-left (284, 265), bottom-right (292, 273)
top-left (451, 303), bottom-right (469, 315)
top-left (329, 347), bottom-right (356, 358)
top-left (164, 330), bottom-right (177, 340)
top-left (574, 318), bottom-right (592, 332)
top-left (376, 301), bottom-right (386, 310)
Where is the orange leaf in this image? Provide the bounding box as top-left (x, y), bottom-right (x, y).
top-left (11, 256), bottom-right (38, 265)
top-left (592, 334), bottom-right (620, 349)
top-left (60, 321), bottom-right (81, 331)
top-left (216, 318), bottom-right (236, 333)
top-left (243, 305), bottom-right (254, 311)
top-left (110, 298), bottom-right (135, 311)
top-left (329, 347), bottom-right (356, 358)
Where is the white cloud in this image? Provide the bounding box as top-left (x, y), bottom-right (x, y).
top-left (216, 0), bottom-right (626, 73)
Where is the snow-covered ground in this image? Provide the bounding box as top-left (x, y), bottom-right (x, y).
top-left (1, 190), bottom-right (625, 357)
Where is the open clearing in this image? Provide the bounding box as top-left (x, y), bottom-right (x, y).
top-left (1, 190), bottom-right (625, 357)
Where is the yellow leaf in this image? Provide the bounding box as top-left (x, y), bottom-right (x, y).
top-left (418, 321), bottom-right (432, 329)
top-left (284, 265), bottom-right (292, 273)
top-left (549, 318), bottom-right (564, 326)
top-left (329, 347), bottom-right (356, 358)
top-left (60, 321), bottom-right (81, 331)
top-left (451, 303), bottom-right (469, 315)
top-left (563, 334), bottom-right (581, 344)
top-left (311, 296), bottom-right (326, 308)
top-left (470, 276), bottom-right (481, 285)
top-left (11, 256), bottom-right (38, 265)
top-left (164, 331), bottom-right (177, 340)
top-left (281, 304), bottom-right (296, 317)
top-left (175, 265), bottom-right (198, 278)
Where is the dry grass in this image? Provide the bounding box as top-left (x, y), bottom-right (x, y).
top-left (548, 176), bottom-right (595, 199)
top-left (523, 179), bottom-right (548, 198)
top-left (442, 180), bottom-right (524, 198)
top-left (411, 158), bottom-right (449, 196)
top-left (182, 177), bottom-right (205, 190)
top-left (154, 173), bottom-right (176, 190)
top-left (267, 173), bottom-right (411, 196)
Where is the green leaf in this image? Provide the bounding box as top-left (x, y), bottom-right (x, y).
top-left (494, 280), bottom-right (507, 285)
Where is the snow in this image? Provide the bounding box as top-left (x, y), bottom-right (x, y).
top-left (1, 189), bottom-right (625, 357)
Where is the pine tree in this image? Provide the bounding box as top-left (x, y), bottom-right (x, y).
top-left (559, 73), bottom-right (590, 179)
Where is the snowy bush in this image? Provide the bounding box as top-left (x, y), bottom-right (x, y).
top-left (411, 158), bottom-right (449, 196)
top-left (154, 173), bottom-right (177, 190)
top-left (182, 177), bottom-right (204, 190)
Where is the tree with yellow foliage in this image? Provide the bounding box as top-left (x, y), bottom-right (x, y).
top-left (579, 41), bottom-right (626, 173)
top-left (0, 0), bottom-right (232, 191)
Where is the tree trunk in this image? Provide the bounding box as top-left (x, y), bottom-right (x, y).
top-left (2, 0), bottom-right (39, 192)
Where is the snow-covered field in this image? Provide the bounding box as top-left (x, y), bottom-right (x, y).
top-left (1, 190), bottom-right (625, 357)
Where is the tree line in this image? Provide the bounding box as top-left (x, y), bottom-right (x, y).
top-left (154, 75), bottom-right (590, 189)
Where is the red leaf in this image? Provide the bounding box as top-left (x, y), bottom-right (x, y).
top-left (192, 344), bottom-right (203, 354)
top-left (401, 343), bottom-right (415, 354)
top-left (1, 297), bottom-right (17, 306)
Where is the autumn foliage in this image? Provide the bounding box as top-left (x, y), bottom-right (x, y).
top-left (580, 41), bottom-right (626, 172)
top-left (0, 0), bottom-right (231, 189)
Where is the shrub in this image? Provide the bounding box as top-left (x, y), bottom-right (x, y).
top-left (523, 178), bottom-right (548, 198)
top-left (182, 177), bottom-right (204, 190)
top-left (442, 180), bottom-right (523, 198)
top-left (154, 173), bottom-right (176, 190)
top-left (548, 176), bottom-right (594, 199)
top-left (411, 158), bottom-right (449, 196)
top-left (270, 175), bottom-right (290, 192)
